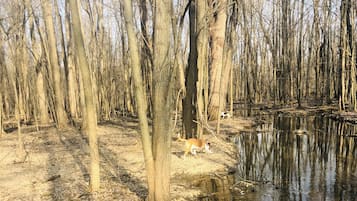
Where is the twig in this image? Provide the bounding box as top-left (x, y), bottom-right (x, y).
top-left (45, 174), bottom-right (61, 182)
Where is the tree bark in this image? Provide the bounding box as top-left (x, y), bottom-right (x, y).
top-left (121, 0), bottom-right (155, 199)
top-left (68, 0), bottom-right (100, 192)
top-left (183, 1), bottom-right (198, 138)
top-left (208, 0), bottom-right (227, 120)
top-left (0, 92), bottom-right (2, 137)
top-left (0, 43), bottom-right (4, 136)
top-left (64, 0), bottom-right (79, 119)
top-left (339, 0), bottom-right (348, 110)
top-left (313, 0), bottom-right (321, 103)
top-left (36, 69), bottom-right (50, 124)
top-left (41, 0), bottom-right (68, 128)
top-left (280, 0), bottom-right (291, 103)
top-left (196, 0), bottom-right (209, 137)
top-left (139, 0), bottom-right (154, 118)
top-left (297, 0), bottom-right (305, 108)
top-left (152, 0), bottom-right (174, 200)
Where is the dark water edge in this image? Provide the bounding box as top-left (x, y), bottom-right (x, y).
top-left (197, 112), bottom-right (357, 201)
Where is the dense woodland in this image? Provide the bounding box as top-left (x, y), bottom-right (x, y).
top-left (0, 0), bottom-right (356, 200)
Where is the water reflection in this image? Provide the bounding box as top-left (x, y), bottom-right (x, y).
top-left (235, 114), bottom-right (357, 201)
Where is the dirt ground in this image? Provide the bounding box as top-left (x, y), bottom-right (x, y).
top-left (0, 117), bottom-right (255, 201)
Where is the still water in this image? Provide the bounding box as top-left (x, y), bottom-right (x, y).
top-left (199, 113), bottom-right (357, 201)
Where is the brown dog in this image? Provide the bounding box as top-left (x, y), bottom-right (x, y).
top-left (177, 134), bottom-right (212, 158)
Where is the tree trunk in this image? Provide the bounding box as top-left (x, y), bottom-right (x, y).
top-left (351, 4), bottom-right (356, 111)
top-left (322, 0), bottom-right (332, 104)
top-left (339, 0), bottom-right (348, 110)
top-left (41, 0), bottom-right (68, 128)
top-left (297, 0), bottom-right (304, 108)
top-left (196, 0), bottom-right (209, 137)
top-left (15, 88), bottom-right (25, 160)
top-left (208, 0), bottom-right (227, 120)
top-left (139, 0), bottom-right (154, 118)
top-left (68, 0), bottom-right (100, 192)
top-left (0, 92), bottom-right (2, 137)
top-left (183, 1), bottom-right (198, 138)
top-left (0, 43), bottom-right (3, 136)
top-left (36, 70), bottom-right (50, 124)
top-left (313, 0), bottom-right (321, 103)
top-left (280, 0), bottom-right (291, 103)
top-left (241, 0), bottom-right (253, 104)
top-left (344, 0), bottom-right (354, 111)
top-left (220, 2), bottom-right (235, 112)
top-left (121, 0), bottom-right (155, 199)
top-left (152, 1), bottom-right (174, 200)
top-left (27, 2), bottom-right (50, 125)
top-left (64, 0), bottom-right (79, 119)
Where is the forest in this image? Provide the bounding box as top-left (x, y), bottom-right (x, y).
top-left (0, 0), bottom-right (356, 200)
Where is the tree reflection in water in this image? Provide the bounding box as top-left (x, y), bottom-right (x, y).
top-left (235, 114), bottom-right (357, 201)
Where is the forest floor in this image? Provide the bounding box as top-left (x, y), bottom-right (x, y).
top-left (0, 116), bottom-right (255, 201)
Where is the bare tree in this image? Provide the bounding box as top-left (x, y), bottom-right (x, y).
top-left (151, 0), bottom-right (175, 199)
top-left (41, 0), bottom-right (68, 128)
top-left (64, 0), bottom-right (79, 119)
top-left (68, 0), bottom-right (100, 192)
top-left (121, 0), bottom-right (155, 199)
top-left (0, 38), bottom-right (4, 137)
top-left (196, 0), bottom-right (210, 137)
top-left (183, 0), bottom-right (199, 138)
top-left (296, 0), bottom-right (305, 108)
top-left (139, 0), bottom-right (154, 117)
top-left (339, 0), bottom-right (350, 110)
top-left (208, 0), bottom-right (228, 120)
top-left (122, 0), bottom-right (174, 199)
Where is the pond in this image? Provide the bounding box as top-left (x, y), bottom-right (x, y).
top-left (197, 112), bottom-right (357, 201)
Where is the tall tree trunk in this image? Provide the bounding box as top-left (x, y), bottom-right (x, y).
top-left (5, 56), bottom-right (25, 159)
top-left (351, 3), bottom-right (356, 111)
top-left (152, 0), bottom-right (174, 200)
top-left (183, 1), bottom-right (198, 138)
top-left (313, 0), bottom-right (321, 103)
top-left (121, 0), bottom-right (155, 199)
top-left (297, 0), bottom-right (304, 108)
top-left (208, 0), bottom-right (227, 120)
top-left (114, 11), bottom-right (134, 115)
top-left (20, 4), bottom-right (30, 122)
top-left (196, 0), bottom-right (209, 137)
top-left (280, 0), bottom-right (291, 103)
top-left (139, 0), bottom-right (154, 118)
top-left (41, 0), bottom-right (68, 128)
top-left (220, 1), bottom-right (235, 112)
top-left (68, 0), bottom-right (100, 192)
top-left (60, 0), bottom-right (79, 119)
top-left (0, 43), bottom-right (4, 136)
top-left (345, 0), bottom-right (355, 111)
top-left (241, 0), bottom-right (253, 104)
top-left (258, 1), bottom-right (278, 103)
top-left (27, 12), bottom-right (49, 125)
top-left (323, 0), bottom-right (332, 104)
top-left (339, 0), bottom-right (348, 110)
top-left (95, 0), bottom-right (108, 120)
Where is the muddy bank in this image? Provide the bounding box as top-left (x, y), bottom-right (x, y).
top-left (0, 117), bottom-right (254, 200)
